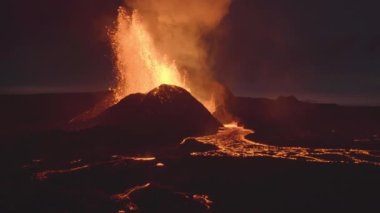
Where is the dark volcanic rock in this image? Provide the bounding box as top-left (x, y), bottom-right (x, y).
top-left (125, 184), bottom-right (210, 212)
top-left (218, 95), bottom-right (380, 148)
top-left (1, 85), bottom-right (221, 163)
top-left (0, 91), bottom-right (112, 135)
top-left (180, 138), bottom-right (218, 153)
top-left (94, 84), bottom-right (221, 137)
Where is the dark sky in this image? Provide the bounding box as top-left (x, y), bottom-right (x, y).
top-left (2, 0), bottom-right (380, 105)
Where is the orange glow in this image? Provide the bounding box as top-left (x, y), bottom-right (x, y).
top-left (111, 155), bottom-right (156, 161)
top-left (110, 7), bottom-right (215, 112)
top-left (35, 165), bottom-right (89, 181)
top-left (111, 8), bottom-right (185, 99)
top-left (156, 162), bottom-right (165, 167)
top-left (192, 194), bottom-right (213, 209)
top-left (112, 182), bottom-right (151, 212)
top-left (223, 121), bottom-right (239, 128)
top-left (112, 183), bottom-right (151, 201)
top-left (184, 126), bottom-right (380, 166)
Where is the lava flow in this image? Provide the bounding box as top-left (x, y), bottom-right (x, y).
top-left (184, 125), bottom-right (380, 166)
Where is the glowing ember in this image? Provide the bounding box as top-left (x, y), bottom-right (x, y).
top-left (192, 194), bottom-right (213, 209)
top-left (156, 162), bottom-right (165, 167)
top-left (110, 7), bottom-right (215, 112)
top-left (111, 155), bottom-right (156, 161)
top-left (112, 183), bottom-right (151, 201)
top-left (70, 159), bottom-right (82, 164)
top-left (112, 182), bottom-right (151, 212)
top-left (35, 165), bottom-right (89, 181)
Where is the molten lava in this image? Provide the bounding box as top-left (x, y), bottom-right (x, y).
top-left (183, 125), bottom-right (380, 166)
top-left (110, 7), bottom-right (215, 112)
top-left (111, 8), bottom-right (186, 99)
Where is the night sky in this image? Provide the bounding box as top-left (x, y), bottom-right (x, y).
top-left (3, 0), bottom-right (380, 105)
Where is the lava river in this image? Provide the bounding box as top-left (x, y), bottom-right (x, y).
top-left (184, 125), bottom-right (380, 166)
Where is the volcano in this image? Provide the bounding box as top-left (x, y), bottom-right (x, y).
top-left (94, 84), bottom-right (221, 135)
top-left (62, 84), bottom-right (222, 153)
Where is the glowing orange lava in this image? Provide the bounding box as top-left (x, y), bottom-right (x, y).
top-left (183, 126), bottom-right (380, 166)
top-left (110, 7), bottom-right (215, 112)
top-left (111, 8), bottom-right (186, 99)
top-left (223, 121), bottom-right (239, 128)
top-left (112, 182), bottom-right (151, 212)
